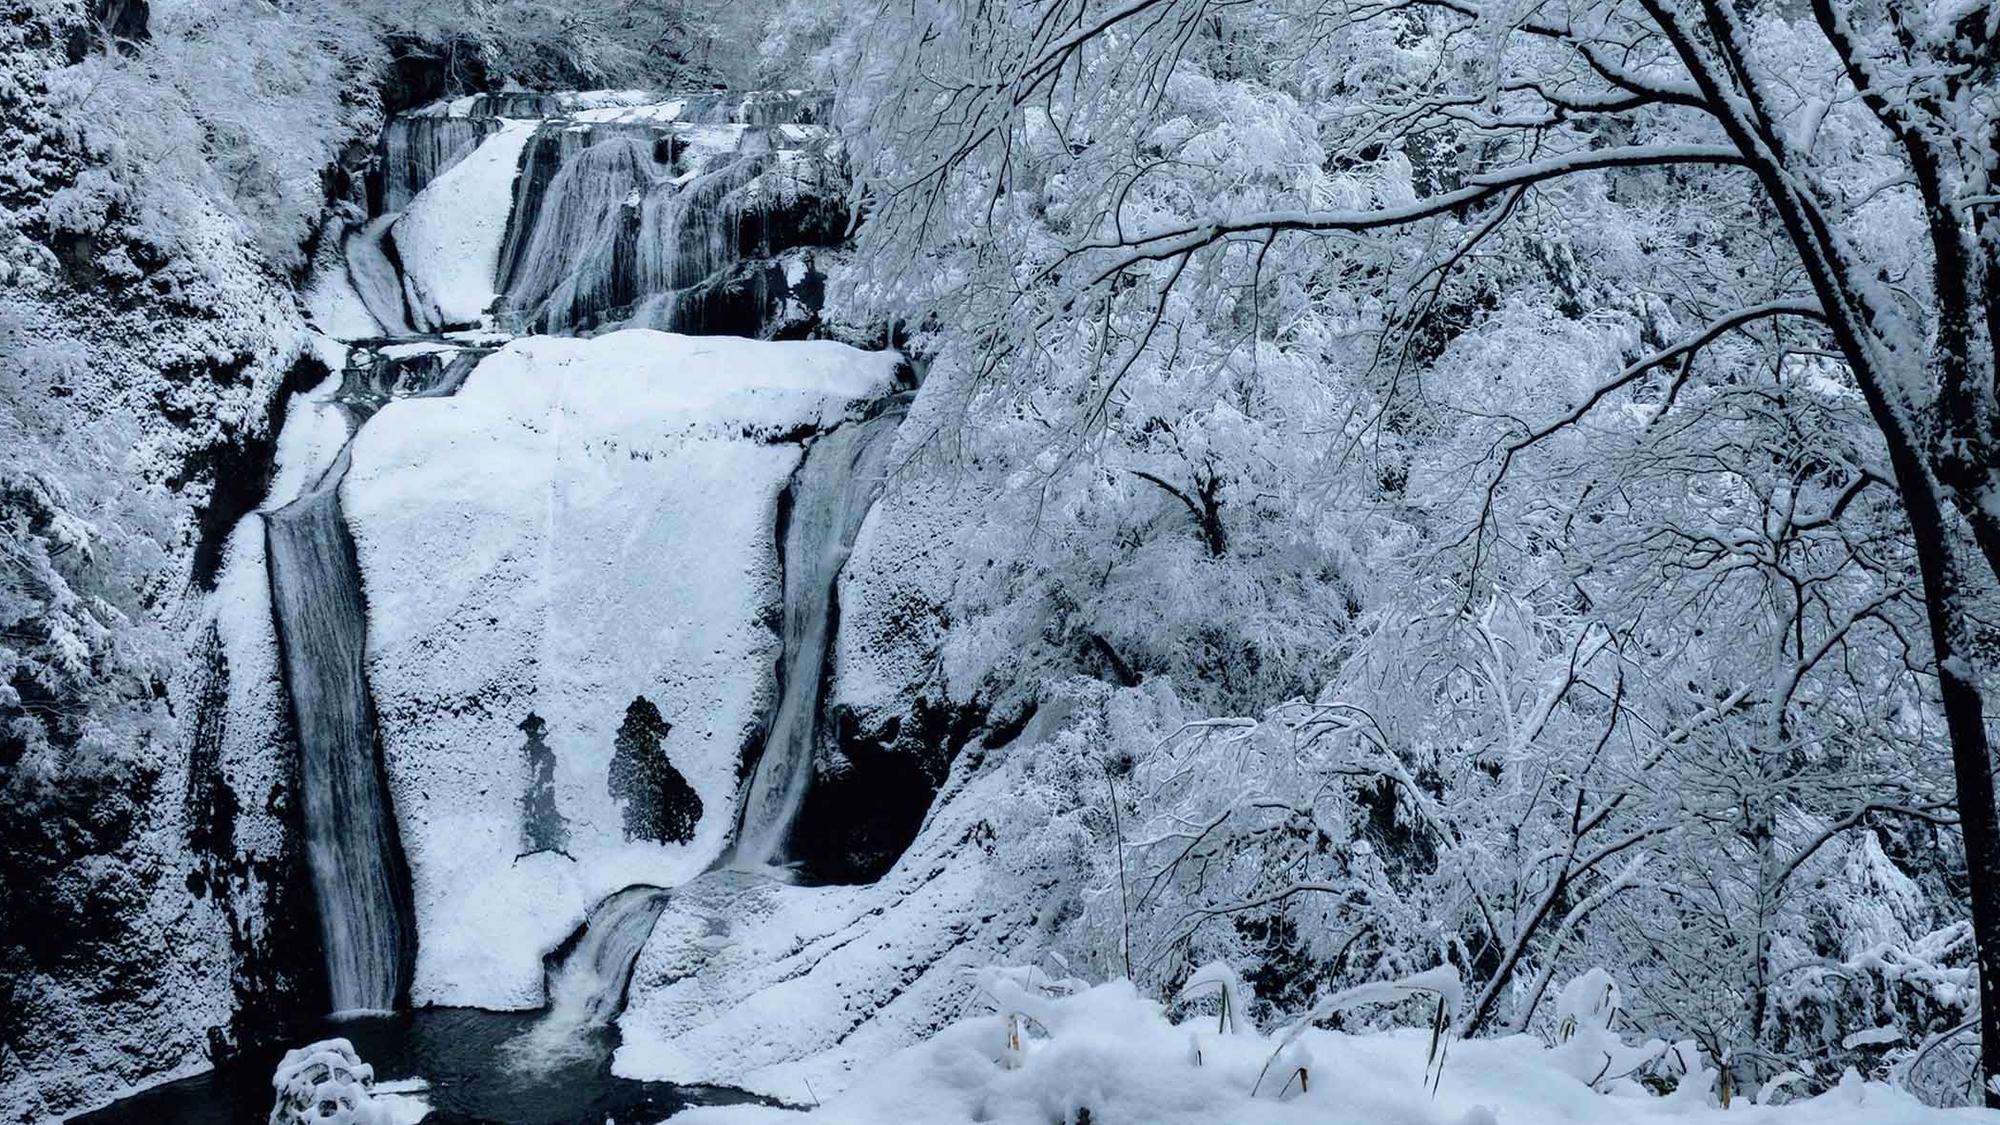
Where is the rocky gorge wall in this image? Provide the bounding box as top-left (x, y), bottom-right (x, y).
top-left (1, 11), bottom-right (1055, 1115)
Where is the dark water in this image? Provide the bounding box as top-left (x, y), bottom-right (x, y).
top-left (69, 1008), bottom-right (775, 1125)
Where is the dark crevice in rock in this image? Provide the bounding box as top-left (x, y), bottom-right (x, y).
top-left (181, 349), bottom-right (329, 593)
top-left (64, 0), bottom-right (148, 64)
top-left (787, 697), bottom-right (989, 886)
top-left (183, 625), bottom-right (330, 1061)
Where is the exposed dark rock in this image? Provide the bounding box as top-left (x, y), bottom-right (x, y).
top-left (607, 697), bottom-right (702, 845)
top-left (64, 0), bottom-right (147, 63)
top-left (182, 349), bottom-right (328, 592)
top-left (183, 628), bottom-right (330, 1060)
top-left (787, 698), bottom-right (990, 885)
top-left (517, 712), bottom-right (571, 857)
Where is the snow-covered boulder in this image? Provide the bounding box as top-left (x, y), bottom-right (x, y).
top-left (268, 1039), bottom-right (380, 1125)
top-left (342, 330), bottom-right (900, 1009)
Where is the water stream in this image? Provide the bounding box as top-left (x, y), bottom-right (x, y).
top-left (543, 885), bottom-right (674, 1029)
top-left (732, 405), bottom-right (908, 871)
top-left (264, 439), bottom-right (415, 1013)
top-left (343, 215), bottom-right (411, 336)
top-left (261, 348), bottom-right (482, 1013)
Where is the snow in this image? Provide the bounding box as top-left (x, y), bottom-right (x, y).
top-left (303, 230), bottom-right (386, 340)
top-left (395, 120), bottom-right (538, 332)
top-left (826, 421), bottom-right (968, 723)
top-left (261, 358), bottom-right (349, 507)
top-left (425, 90), bottom-right (663, 117)
top-left (611, 758), bottom-right (1032, 1100)
top-left (1844, 1026), bottom-right (1905, 1050)
top-left (341, 331), bottom-right (899, 1009)
top-left (661, 976), bottom-right (2000, 1125)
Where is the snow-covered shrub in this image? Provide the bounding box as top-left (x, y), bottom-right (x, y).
top-left (268, 1039), bottom-right (385, 1125)
top-left (674, 962), bottom-right (1961, 1125)
top-left (1547, 970), bottom-right (1675, 1093)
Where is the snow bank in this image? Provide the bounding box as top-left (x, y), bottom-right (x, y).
top-left (395, 121), bottom-right (538, 331)
top-left (664, 976), bottom-right (2000, 1125)
top-left (612, 757), bottom-right (1035, 1101)
top-left (343, 331), bottom-right (899, 1009)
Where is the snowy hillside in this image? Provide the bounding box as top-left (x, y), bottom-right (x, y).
top-left (10, 1), bottom-right (2000, 1123)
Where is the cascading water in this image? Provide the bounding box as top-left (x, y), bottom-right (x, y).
top-left (263, 348), bottom-right (482, 1012)
top-left (732, 404), bottom-right (908, 872)
top-left (265, 439), bottom-right (415, 1013)
top-left (499, 136), bottom-right (660, 333)
top-left (499, 885), bottom-right (675, 1074)
top-left (378, 111), bottom-right (498, 214)
top-left (541, 886), bottom-right (675, 1028)
top-left (344, 215), bottom-right (411, 336)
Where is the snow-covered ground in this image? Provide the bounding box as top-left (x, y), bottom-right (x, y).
top-left (664, 974), bottom-right (2000, 1125)
top-left (344, 330), bottom-right (901, 1008)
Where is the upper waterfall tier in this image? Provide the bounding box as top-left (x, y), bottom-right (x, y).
top-left (311, 89), bottom-right (844, 342)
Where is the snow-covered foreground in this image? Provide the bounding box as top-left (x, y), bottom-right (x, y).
top-left (665, 975), bottom-right (1999, 1125)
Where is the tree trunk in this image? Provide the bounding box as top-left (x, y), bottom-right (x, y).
top-left (1892, 459), bottom-right (2000, 1108)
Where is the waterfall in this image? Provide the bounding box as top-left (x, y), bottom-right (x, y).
top-left (732, 406), bottom-right (907, 872)
top-left (265, 440), bottom-right (416, 1013)
top-left (344, 216), bottom-right (411, 336)
top-left (378, 113), bottom-right (498, 214)
top-left (498, 136), bottom-right (661, 334)
top-left (542, 886), bottom-right (674, 1028)
top-left (345, 91), bottom-right (841, 341)
top-left (261, 346), bottom-right (485, 1012)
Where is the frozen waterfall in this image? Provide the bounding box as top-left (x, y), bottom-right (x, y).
top-left (542, 886), bottom-right (674, 1028)
top-left (732, 405), bottom-right (907, 872)
top-left (264, 441), bottom-right (416, 1012)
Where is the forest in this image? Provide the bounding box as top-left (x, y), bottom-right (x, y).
top-left (2, 0), bottom-right (1998, 1122)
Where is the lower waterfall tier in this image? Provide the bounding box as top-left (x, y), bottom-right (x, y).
top-left (264, 456), bottom-right (415, 1013)
top-left (337, 330), bottom-right (902, 1009)
top-left (734, 405), bottom-right (907, 871)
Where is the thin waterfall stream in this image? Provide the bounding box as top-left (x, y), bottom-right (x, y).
top-left (265, 438), bottom-right (414, 1012)
top-left (264, 350), bottom-right (479, 1012)
top-left (733, 403), bottom-right (908, 873)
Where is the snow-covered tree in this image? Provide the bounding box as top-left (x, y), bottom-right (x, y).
top-left (804, 0), bottom-right (2000, 1098)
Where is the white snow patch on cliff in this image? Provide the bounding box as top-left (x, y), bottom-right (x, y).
top-left (343, 330), bottom-right (899, 1009)
top-left (262, 361), bottom-right (349, 508)
top-left (395, 120), bottom-right (537, 332)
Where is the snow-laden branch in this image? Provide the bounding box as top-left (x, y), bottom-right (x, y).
top-left (1077, 145), bottom-right (1749, 283)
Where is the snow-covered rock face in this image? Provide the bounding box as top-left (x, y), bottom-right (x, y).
top-left (329, 90), bottom-right (845, 342)
top-left (341, 330), bottom-right (902, 1009)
